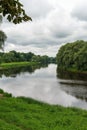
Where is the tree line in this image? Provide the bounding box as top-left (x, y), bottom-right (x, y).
top-left (57, 40), bottom-right (87, 71)
top-left (0, 50), bottom-right (56, 64)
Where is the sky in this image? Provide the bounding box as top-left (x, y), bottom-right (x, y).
top-left (1, 0), bottom-right (87, 56)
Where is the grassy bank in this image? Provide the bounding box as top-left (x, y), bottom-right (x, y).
top-left (0, 90), bottom-right (87, 130)
top-left (58, 67), bottom-right (87, 74)
top-left (66, 67), bottom-right (87, 74)
top-left (0, 62), bottom-right (40, 70)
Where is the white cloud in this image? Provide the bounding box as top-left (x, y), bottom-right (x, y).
top-left (20, 0), bottom-right (53, 19)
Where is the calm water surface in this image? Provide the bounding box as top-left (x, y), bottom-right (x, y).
top-left (0, 64), bottom-right (87, 109)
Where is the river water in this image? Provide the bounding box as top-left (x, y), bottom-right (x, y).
top-left (0, 64), bottom-right (87, 109)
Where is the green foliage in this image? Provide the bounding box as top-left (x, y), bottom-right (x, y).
top-left (0, 89), bottom-right (4, 94)
top-left (0, 89), bottom-right (12, 97)
top-left (57, 40), bottom-right (87, 72)
top-left (32, 55), bottom-right (51, 64)
top-left (0, 90), bottom-right (87, 129)
top-left (0, 13), bottom-right (7, 50)
top-left (0, 0), bottom-right (32, 24)
top-left (0, 50), bottom-right (55, 64)
top-left (0, 30), bottom-right (7, 50)
top-left (3, 92), bottom-right (12, 97)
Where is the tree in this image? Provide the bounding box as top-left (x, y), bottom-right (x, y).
top-left (0, 0), bottom-right (32, 50)
top-left (0, 30), bottom-right (7, 50)
top-left (56, 40), bottom-right (87, 71)
top-left (0, 0), bottom-right (32, 24)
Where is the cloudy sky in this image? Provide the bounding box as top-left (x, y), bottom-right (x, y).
top-left (1, 0), bottom-right (87, 56)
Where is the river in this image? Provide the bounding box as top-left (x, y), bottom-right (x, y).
top-left (0, 64), bottom-right (87, 109)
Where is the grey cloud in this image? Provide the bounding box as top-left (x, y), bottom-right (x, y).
top-left (6, 36), bottom-right (61, 48)
top-left (51, 29), bottom-right (72, 38)
top-left (54, 32), bottom-right (71, 38)
top-left (4, 10), bottom-right (77, 50)
top-left (71, 1), bottom-right (87, 21)
top-left (5, 42), bottom-right (60, 56)
top-left (72, 11), bottom-right (87, 21)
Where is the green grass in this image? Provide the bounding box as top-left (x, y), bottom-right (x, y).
top-left (67, 67), bottom-right (87, 74)
top-left (0, 90), bottom-right (87, 130)
top-left (58, 67), bottom-right (87, 74)
top-left (0, 62), bottom-right (39, 70)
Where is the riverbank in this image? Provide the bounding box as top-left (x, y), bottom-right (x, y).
top-left (57, 67), bottom-right (87, 74)
top-left (0, 89), bottom-right (87, 130)
top-left (0, 62), bottom-right (40, 70)
top-left (66, 67), bottom-right (87, 74)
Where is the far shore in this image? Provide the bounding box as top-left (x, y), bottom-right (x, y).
top-left (0, 61), bottom-right (41, 70)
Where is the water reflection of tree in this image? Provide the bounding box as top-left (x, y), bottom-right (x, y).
top-left (57, 67), bottom-right (87, 81)
top-left (58, 79), bottom-right (87, 103)
top-left (57, 66), bottom-right (87, 101)
top-left (0, 64), bottom-right (48, 78)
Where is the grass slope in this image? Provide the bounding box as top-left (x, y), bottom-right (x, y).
top-left (0, 90), bottom-right (87, 130)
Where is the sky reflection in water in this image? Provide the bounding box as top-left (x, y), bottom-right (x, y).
top-left (0, 64), bottom-right (87, 110)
